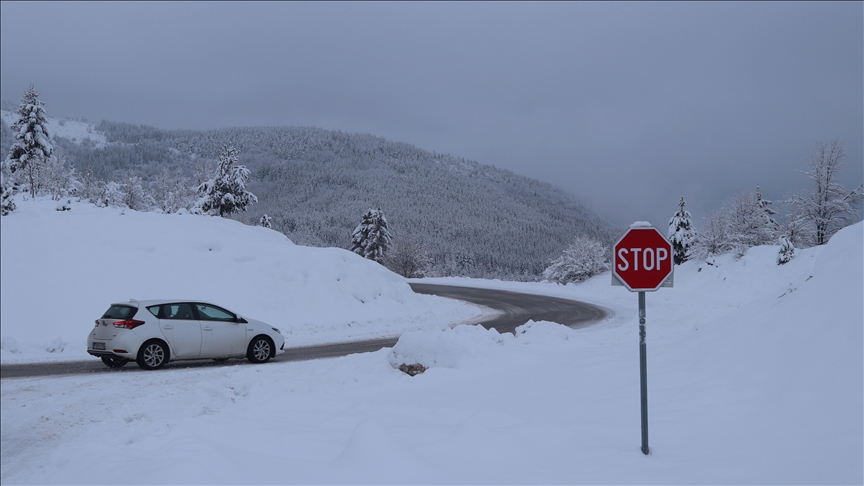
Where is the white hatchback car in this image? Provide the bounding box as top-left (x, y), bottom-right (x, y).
top-left (87, 300), bottom-right (285, 370)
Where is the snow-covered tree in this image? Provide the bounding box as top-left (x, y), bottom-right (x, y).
top-left (541, 235), bottom-right (609, 285)
top-left (151, 167), bottom-right (194, 214)
top-left (120, 172), bottom-right (153, 212)
top-left (776, 235), bottom-right (795, 265)
top-left (259, 214), bottom-right (272, 228)
top-left (755, 185), bottom-right (777, 228)
top-left (42, 152), bottom-right (82, 202)
top-left (1, 168), bottom-right (16, 216)
top-left (350, 208), bottom-right (392, 263)
top-left (787, 140), bottom-right (863, 246)
top-left (724, 188), bottom-right (777, 257)
top-left (4, 84), bottom-right (53, 198)
top-left (691, 210), bottom-right (730, 260)
top-left (385, 236), bottom-right (430, 278)
top-left (196, 145), bottom-right (257, 217)
top-left (668, 196), bottom-right (696, 265)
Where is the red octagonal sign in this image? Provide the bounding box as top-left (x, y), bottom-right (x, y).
top-left (613, 225), bottom-right (674, 291)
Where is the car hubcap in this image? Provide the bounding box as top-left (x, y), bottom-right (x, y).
top-left (144, 344), bottom-right (164, 367)
top-left (254, 340), bottom-right (270, 360)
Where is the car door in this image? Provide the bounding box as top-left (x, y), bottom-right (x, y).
top-left (195, 303), bottom-right (247, 357)
top-left (158, 303), bottom-right (202, 358)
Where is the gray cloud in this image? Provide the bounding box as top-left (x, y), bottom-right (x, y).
top-left (2, 2), bottom-right (861, 230)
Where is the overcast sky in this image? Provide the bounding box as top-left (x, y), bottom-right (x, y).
top-left (1, 2), bottom-right (861, 229)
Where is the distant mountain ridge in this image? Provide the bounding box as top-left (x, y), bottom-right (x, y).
top-left (1, 112), bottom-right (619, 279)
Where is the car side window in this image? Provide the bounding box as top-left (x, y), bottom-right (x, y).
top-left (195, 304), bottom-right (236, 322)
top-left (147, 305), bottom-right (160, 317)
top-left (162, 303), bottom-right (195, 320)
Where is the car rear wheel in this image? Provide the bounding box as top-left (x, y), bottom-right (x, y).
top-left (137, 340), bottom-right (168, 370)
top-left (247, 336), bottom-right (273, 364)
top-left (101, 355), bottom-right (128, 368)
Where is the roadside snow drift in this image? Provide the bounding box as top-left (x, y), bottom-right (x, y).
top-left (0, 198), bottom-right (479, 361)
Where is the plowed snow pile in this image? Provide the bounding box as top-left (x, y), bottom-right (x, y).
top-left (0, 198), bottom-right (480, 361)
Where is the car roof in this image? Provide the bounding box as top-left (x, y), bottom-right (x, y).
top-left (110, 299), bottom-right (225, 309)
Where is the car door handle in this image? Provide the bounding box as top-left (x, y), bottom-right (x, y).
top-left (202, 326), bottom-right (212, 331)
top-left (162, 325), bottom-right (174, 330)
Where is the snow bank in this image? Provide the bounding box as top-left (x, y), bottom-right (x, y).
top-left (0, 197), bottom-right (480, 362)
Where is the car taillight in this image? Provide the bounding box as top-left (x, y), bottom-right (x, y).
top-left (95, 320), bottom-right (100, 327)
top-left (113, 319), bottom-right (146, 330)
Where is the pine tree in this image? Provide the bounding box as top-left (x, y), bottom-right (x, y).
top-left (776, 235), bottom-right (795, 265)
top-left (4, 84), bottom-right (54, 198)
top-left (350, 208), bottom-right (392, 263)
top-left (541, 236), bottom-right (609, 284)
top-left (668, 196), bottom-right (696, 265)
top-left (196, 145), bottom-right (257, 217)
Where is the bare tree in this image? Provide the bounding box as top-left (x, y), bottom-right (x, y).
top-left (385, 236), bottom-right (430, 278)
top-left (788, 140), bottom-right (863, 245)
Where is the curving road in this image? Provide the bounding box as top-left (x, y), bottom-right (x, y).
top-left (0, 283), bottom-right (608, 379)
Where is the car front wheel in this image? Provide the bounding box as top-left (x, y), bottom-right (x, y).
top-left (101, 355), bottom-right (128, 368)
top-left (247, 336), bottom-right (273, 364)
top-left (137, 340), bottom-right (169, 370)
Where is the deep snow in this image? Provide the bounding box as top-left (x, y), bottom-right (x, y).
top-left (1, 198), bottom-right (862, 484)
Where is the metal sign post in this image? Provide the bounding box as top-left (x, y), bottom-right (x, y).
top-left (611, 222), bottom-right (673, 456)
top-left (638, 291), bottom-right (648, 455)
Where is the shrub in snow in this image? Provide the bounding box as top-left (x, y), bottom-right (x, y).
top-left (776, 235), bottom-right (795, 265)
top-left (384, 235), bottom-right (430, 278)
top-left (196, 145), bottom-right (257, 217)
top-left (119, 172), bottom-right (154, 211)
top-left (351, 208), bottom-right (392, 264)
top-left (0, 337), bottom-right (20, 354)
top-left (668, 196), bottom-right (696, 265)
top-left (4, 84), bottom-right (54, 198)
top-left (259, 214), bottom-right (273, 228)
top-left (45, 337), bottom-right (66, 353)
top-left (542, 235), bottom-right (609, 285)
top-left (151, 167), bottom-right (195, 214)
top-left (692, 209), bottom-right (730, 259)
top-left (1, 169), bottom-right (16, 216)
top-left (786, 140), bottom-right (863, 246)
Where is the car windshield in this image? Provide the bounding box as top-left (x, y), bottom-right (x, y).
top-left (101, 305), bottom-right (137, 320)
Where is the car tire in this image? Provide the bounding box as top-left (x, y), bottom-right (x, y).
top-left (247, 336), bottom-right (274, 364)
top-left (101, 355), bottom-right (128, 368)
top-left (137, 340), bottom-right (169, 370)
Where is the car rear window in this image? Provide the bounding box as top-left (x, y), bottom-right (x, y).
top-left (101, 305), bottom-right (138, 320)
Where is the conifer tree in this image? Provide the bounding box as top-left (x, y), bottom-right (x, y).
top-left (776, 235), bottom-right (795, 265)
top-left (196, 145), bottom-right (257, 217)
top-left (350, 208), bottom-right (392, 263)
top-left (667, 196), bottom-right (696, 265)
top-left (5, 84), bottom-right (53, 198)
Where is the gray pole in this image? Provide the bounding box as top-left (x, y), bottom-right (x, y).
top-left (639, 291), bottom-right (649, 455)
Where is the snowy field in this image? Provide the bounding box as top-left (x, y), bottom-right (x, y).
top-left (1, 198), bottom-right (862, 484)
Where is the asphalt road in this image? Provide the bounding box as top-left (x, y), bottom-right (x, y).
top-left (0, 283), bottom-right (608, 380)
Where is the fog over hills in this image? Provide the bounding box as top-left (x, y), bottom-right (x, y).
top-left (1, 113), bottom-right (619, 279)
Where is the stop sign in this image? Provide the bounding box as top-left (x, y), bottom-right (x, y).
top-left (612, 224), bottom-right (673, 291)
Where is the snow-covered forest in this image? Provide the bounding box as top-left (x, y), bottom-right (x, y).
top-left (0, 107), bottom-right (619, 279)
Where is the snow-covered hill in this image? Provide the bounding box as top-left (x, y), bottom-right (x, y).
top-left (1, 195), bottom-right (860, 483)
top-left (0, 109), bottom-right (108, 148)
top-left (0, 197), bottom-right (480, 362)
